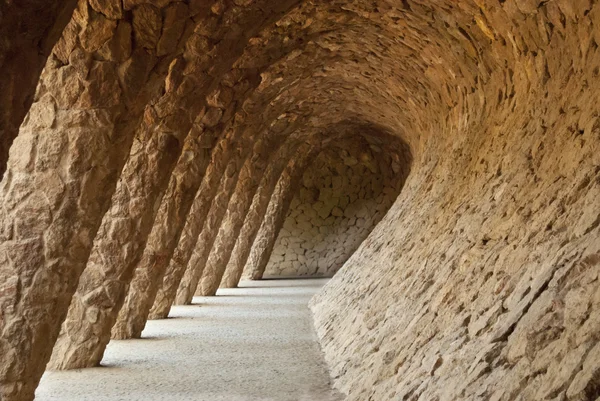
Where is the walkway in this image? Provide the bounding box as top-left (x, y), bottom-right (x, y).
top-left (36, 279), bottom-right (342, 401)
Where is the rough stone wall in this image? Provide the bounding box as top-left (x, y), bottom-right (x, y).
top-left (264, 137), bottom-right (405, 278)
top-left (310, 2), bottom-right (600, 401)
top-left (0, 0), bottom-right (598, 400)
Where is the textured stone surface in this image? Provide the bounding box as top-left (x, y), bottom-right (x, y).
top-left (170, 22), bottom-right (349, 301)
top-left (199, 129), bottom-right (324, 295)
top-left (197, 138), bottom-right (284, 297)
top-left (148, 132), bottom-right (244, 319)
top-left (110, 120), bottom-right (218, 340)
top-left (0, 0), bottom-right (599, 399)
top-left (0, 0), bottom-right (180, 397)
top-left (174, 144), bottom-right (248, 303)
top-left (220, 141), bottom-right (303, 289)
top-left (264, 135), bottom-right (409, 278)
top-left (146, 3), bottom-right (330, 314)
top-left (0, 0), bottom-right (77, 180)
top-left (49, 0), bottom-right (304, 370)
top-left (245, 144), bottom-right (321, 281)
top-left (308, 2), bottom-right (600, 400)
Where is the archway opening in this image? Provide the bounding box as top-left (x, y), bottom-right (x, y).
top-left (263, 130), bottom-right (411, 278)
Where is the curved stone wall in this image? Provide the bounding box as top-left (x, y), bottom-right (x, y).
top-left (264, 135), bottom-right (408, 278)
top-left (308, 2), bottom-right (600, 400)
top-left (0, 1), bottom-right (598, 401)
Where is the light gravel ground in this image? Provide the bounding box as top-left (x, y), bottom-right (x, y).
top-left (36, 279), bottom-right (342, 401)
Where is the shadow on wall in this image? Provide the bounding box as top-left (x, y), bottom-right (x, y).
top-left (264, 130), bottom-right (411, 278)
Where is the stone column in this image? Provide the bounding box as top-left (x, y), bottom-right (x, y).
top-left (147, 135), bottom-right (241, 319)
top-left (48, 69), bottom-right (251, 367)
top-left (0, 1), bottom-right (188, 397)
top-left (109, 121), bottom-right (228, 340)
top-left (108, 123), bottom-right (218, 339)
top-left (0, 0), bottom-right (77, 179)
top-left (219, 142), bottom-right (309, 288)
top-left (247, 146), bottom-right (320, 280)
top-left (47, 0), bottom-right (302, 370)
top-left (173, 143), bottom-right (250, 304)
top-left (112, 40), bottom-right (302, 336)
top-left (201, 139), bottom-right (297, 295)
top-left (47, 85), bottom-right (205, 370)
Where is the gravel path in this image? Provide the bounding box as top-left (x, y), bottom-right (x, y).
top-left (36, 279), bottom-right (342, 401)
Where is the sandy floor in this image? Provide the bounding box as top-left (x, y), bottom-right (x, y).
top-left (36, 279), bottom-right (342, 401)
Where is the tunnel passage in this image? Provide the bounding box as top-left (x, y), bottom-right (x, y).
top-left (0, 1), bottom-right (598, 401)
top-left (262, 132), bottom-right (410, 278)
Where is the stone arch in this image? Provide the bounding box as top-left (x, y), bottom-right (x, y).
top-left (48, 0), bottom-right (312, 366)
top-left (109, 0), bottom-right (373, 325)
top-left (0, 0), bottom-right (305, 390)
top-left (0, 1), bottom-right (597, 400)
top-left (153, 65), bottom-right (416, 309)
top-left (261, 130), bottom-right (411, 279)
top-left (0, 0), bottom-right (200, 392)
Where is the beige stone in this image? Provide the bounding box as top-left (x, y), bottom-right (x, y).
top-left (0, 2), bottom-right (599, 401)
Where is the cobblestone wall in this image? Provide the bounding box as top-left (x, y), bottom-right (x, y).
top-left (264, 136), bottom-right (405, 277)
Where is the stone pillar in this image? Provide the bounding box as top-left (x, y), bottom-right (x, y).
top-left (112, 47), bottom-right (299, 336)
top-left (173, 144), bottom-right (250, 304)
top-left (247, 145), bottom-right (320, 280)
top-left (0, 0), bottom-right (77, 179)
top-left (145, 70), bottom-right (286, 318)
top-left (47, 0), bottom-right (301, 370)
top-left (200, 139), bottom-right (296, 295)
top-left (109, 121), bottom-right (228, 340)
top-left (0, 1), bottom-right (187, 397)
top-left (148, 136), bottom-right (242, 319)
top-left (47, 81), bottom-right (208, 370)
top-left (219, 142), bottom-right (307, 288)
top-left (197, 139), bottom-right (281, 296)
top-left (108, 123), bottom-right (218, 340)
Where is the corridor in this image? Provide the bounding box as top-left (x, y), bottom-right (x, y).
top-left (36, 280), bottom-right (341, 401)
top-left (1, 1), bottom-right (599, 400)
